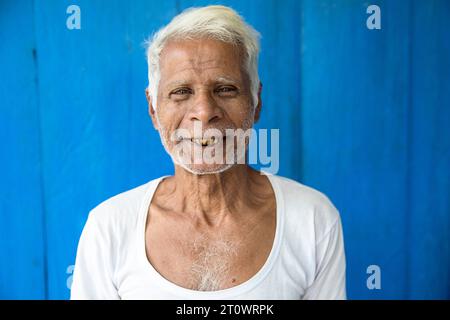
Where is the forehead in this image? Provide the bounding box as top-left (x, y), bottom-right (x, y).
top-left (158, 38), bottom-right (245, 84)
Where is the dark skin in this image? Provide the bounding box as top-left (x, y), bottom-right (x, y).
top-left (144, 38), bottom-right (276, 290)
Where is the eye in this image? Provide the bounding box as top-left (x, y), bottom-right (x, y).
top-left (171, 87), bottom-right (192, 95)
top-left (215, 86), bottom-right (238, 96)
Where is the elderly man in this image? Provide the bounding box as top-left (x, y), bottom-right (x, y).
top-left (71, 5), bottom-right (346, 300)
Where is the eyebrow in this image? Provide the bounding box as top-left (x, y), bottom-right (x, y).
top-left (215, 76), bottom-right (239, 84)
top-left (165, 76), bottom-right (240, 90)
top-left (164, 79), bottom-right (189, 89)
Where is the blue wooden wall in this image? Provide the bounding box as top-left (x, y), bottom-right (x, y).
top-left (0, 0), bottom-right (449, 299)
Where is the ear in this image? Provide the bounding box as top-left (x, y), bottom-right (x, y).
top-left (145, 88), bottom-right (159, 130)
top-left (253, 82), bottom-right (263, 123)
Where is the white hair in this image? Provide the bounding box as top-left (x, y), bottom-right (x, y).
top-left (145, 5), bottom-right (261, 110)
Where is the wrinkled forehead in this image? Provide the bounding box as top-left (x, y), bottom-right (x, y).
top-left (158, 38), bottom-right (247, 86)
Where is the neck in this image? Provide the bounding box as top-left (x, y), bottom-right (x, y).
top-left (169, 164), bottom-right (256, 226)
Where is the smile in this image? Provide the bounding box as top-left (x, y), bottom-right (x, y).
top-left (190, 137), bottom-right (219, 146)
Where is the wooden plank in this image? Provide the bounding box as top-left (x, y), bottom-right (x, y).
top-left (409, 0), bottom-right (450, 299)
top-left (300, 0), bottom-right (411, 299)
top-left (0, 0), bottom-right (47, 299)
top-left (127, 0), bottom-right (180, 187)
top-left (33, 0), bottom-right (180, 299)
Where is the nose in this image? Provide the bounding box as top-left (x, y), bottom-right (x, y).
top-left (188, 90), bottom-right (223, 125)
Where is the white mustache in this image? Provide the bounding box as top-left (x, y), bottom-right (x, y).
top-left (172, 129), bottom-right (235, 142)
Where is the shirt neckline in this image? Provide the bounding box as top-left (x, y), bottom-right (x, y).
top-left (137, 172), bottom-right (285, 299)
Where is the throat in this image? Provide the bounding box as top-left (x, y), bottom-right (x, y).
top-left (169, 165), bottom-right (262, 223)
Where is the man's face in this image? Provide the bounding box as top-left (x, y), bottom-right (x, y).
top-left (148, 38), bottom-right (260, 174)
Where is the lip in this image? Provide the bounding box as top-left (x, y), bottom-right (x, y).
top-left (180, 136), bottom-right (227, 147)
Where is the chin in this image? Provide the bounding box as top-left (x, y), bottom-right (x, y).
top-left (178, 162), bottom-right (235, 175)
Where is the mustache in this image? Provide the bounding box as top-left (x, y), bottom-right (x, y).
top-left (170, 125), bottom-right (238, 141)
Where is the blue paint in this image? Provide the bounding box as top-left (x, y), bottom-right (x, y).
top-left (0, 0), bottom-right (448, 299)
top-left (408, 0), bottom-right (450, 299)
top-left (0, 0), bottom-right (47, 299)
